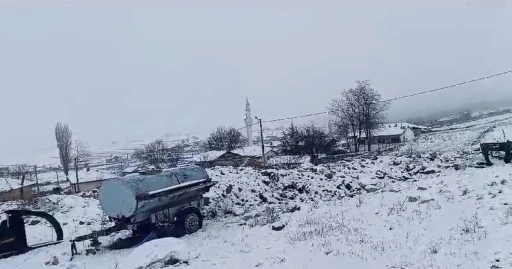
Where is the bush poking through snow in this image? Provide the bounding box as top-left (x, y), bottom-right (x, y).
top-left (286, 215), bottom-right (346, 243)
top-left (248, 206), bottom-right (281, 228)
top-left (460, 212), bottom-right (483, 235)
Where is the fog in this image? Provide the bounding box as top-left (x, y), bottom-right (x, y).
top-left (1, 1), bottom-right (511, 164)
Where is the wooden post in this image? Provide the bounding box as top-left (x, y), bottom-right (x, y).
top-left (74, 157), bottom-right (80, 192)
top-left (34, 165), bottom-right (40, 194)
top-left (257, 118), bottom-right (266, 167)
top-left (55, 170), bottom-right (60, 188)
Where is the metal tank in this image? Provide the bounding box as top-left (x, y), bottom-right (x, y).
top-left (98, 165), bottom-right (210, 220)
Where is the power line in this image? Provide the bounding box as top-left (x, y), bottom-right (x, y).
top-left (383, 70), bottom-right (512, 102)
top-left (235, 69), bottom-right (511, 128)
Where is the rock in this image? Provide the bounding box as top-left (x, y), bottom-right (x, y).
top-left (429, 152), bottom-right (437, 160)
top-left (375, 170), bottom-right (386, 179)
top-left (220, 170), bottom-right (226, 176)
top-left (271, 222), bottom-right (286, 231)
top-left (408, 196), bottom-right (419, 203)
top-left (403, 174), bottom-right (414, 180)
top-left (391, 160), bottom-right (402, 166)
top-left (288, 204), bottom-right (301, 213)
top-left (310, 168), bottom-right (318, 173)
top-left (476, 161), bottom-right (487, 166)
top-left (453, 163), bottom-right (461, 170)
top-left (419, 198), bottom-right (435, 204)
top-left (417, 186), bottom-right (427, 191)
top-left (258, 193), bottom-right (268, 203)
top-left (336, 184), bottom-right (344, 190)
top-left (474, 164), bottom-right (487, 169)
top-left (62, 222), bottom-right (68, 226)
top-left (389, 188), bottom-right (400, 193)
top-left (283, 182), bottom-right (297, 191)
top-left (371, 156), bottom-right (378, 161)
top-left (29, 219), bottom-right (41, 226)
top-left (78, 221), bottom-right (85, 225)
top-left (226, 184), bottom-right (233, 194)
top-left (365, 186), bottom-right (379, 193)
top-left (262, 179), bottom-right (271, 186)
top-left (45, 256), bottom-right (59, 266)
top-left (325, 173), bottom-right (334, 179)
top-left (501, 179), bottom-right (507, 185)
top-left (85, 249), bottom-right (97, 256)
top-left (420, 168), bottom-right (439, 175)
top-left (238, 187), bottom-right (243, 192)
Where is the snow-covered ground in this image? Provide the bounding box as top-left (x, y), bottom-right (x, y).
top-left (2, 114), bottom-right (512, 269)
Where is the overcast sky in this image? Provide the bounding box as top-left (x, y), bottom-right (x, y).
top-left (1, 1), bottom-right (511, 163)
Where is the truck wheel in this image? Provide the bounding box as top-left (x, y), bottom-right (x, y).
top-left (178, 208), bottom-right (203, 235)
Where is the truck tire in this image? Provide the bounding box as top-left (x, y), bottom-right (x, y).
top-left (177, 207), bottom-right (203, 235)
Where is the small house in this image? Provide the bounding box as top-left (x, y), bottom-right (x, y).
top-left (0, 167), bottom-right (9, 177)
top-left (0, 179), bottom-right (34, 202)
top-left (193, 146), bottom-right (278, 168)
top-left (355, 123), bottom-right (416, 145)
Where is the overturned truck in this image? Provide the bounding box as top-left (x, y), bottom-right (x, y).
top-left (0, 165), bottom-right (217, 259)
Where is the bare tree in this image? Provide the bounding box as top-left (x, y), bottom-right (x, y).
top-left (329, 88), bottom-right (361, 152)
top-left (74, 140), bottom-right (90, 167)
top-left (329, 80), bottom-right (388, 152)
top-left (355, 80), bottom-right (388, 151)
top-left (55, 122), bottom-right (73, 183)
top-left (143, 139), bottom-right (170, 166)
top-left (206, 127), bottom-right (245, 151)
top-left (132, 148), bottom-right (146, 162)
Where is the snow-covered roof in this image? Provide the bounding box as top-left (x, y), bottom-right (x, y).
top-left (71, 170), bottom-right (117, 184)
top-left (232, 145), bottom-right (274, 157)
top-left (192, 150), bottom-right (227, 162)
top-left (122, 165), bottom-right (141, 174)
top-left (352, 122), bottom-right (425, 138)
top-left (0, 178), bottom-right (34, 192)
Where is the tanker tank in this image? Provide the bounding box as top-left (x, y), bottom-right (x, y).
top-left (98, 165), bottom-right (211, 219)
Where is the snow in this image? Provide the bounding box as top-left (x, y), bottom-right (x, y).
top-left (267, 155), bottom-right (310, 165)
top-left (191, 150), bottom-right (226, 162)
top-left (232, 145), bottom-right (274, 157)
top-left (4, 115), bottom-right (512, 269)
top-left (0, 178), bottom-right (23, 192)
top-left (356, 122), bottom-right (426, 138)
top-left (70, 170), bottom-right (118, 184)
top-left (146, 179), bottom-right (207, 195)
top-left (438, 115), bottom-right (460, 122)
top-left (119, 238), bottom-right (188, 269)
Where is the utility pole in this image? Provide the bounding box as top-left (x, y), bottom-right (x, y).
top-left (55, 169), bottom-right (60, 188)
top-left (33, 165), bottom-right (40, 194)
top-left (74, 157), bottom-right (79, 193)
top-left (256, 117), bottom-right (266, 167)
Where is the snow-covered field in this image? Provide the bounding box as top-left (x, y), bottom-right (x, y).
top-left (2, 114), bottom-right (512, 269)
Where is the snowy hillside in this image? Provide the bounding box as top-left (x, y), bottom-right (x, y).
top-left (2, 115), bottom-right (512, 269)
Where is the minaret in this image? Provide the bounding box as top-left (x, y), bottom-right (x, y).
top-left (244, 97), bottom-right (254, 146)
